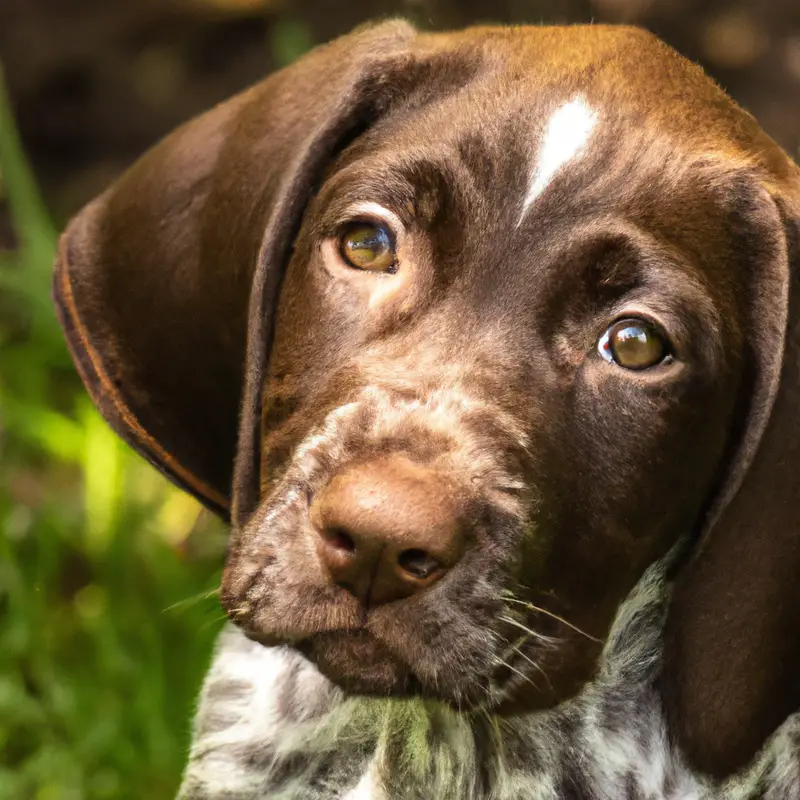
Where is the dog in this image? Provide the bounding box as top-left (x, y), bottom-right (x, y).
top-left (53, 20), bottom-right (800, 799)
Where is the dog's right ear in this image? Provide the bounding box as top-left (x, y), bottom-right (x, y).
top-left (53, 21), bottom-right (424, 520)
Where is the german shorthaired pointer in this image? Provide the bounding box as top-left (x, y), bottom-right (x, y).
top-left (53, 21), bottom-right (800, 799)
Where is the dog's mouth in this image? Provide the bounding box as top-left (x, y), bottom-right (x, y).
top-left (294, 629), bottom-right (423, 696)
top-left (236, 592), bottom-right (600, 713)
top-left (245, 624), bottom-right (527, 709)
top-left (239, 614), bottom-right (418, 696)
top-left (224, 505), bottom-right (606, 713)
top-left (224, 501), bottom-right (604, 711)
top-left (240, 608), bottom-right (485, 706)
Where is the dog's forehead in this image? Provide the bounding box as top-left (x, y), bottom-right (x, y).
top-left (331, 25), bottom-right (772, 230)
top-left (423, 25), bottom-right (755, 144)
top-left (347, 90), bottom-right (708, 245)
top-left (400, 25), bottom-right (772, 186)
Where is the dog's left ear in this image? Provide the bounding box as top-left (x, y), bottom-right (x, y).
top-left (662, 154), bottom-right (800, 777)
top-left (53, 21), bottom-right (433, 522)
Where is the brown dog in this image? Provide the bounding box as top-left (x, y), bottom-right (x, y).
top-left (54, 20), bottom-right (800, 799)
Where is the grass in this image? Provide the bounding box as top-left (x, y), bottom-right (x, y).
top-left (0, 66), bottom-right (229, 799)
top-left (0, 20), bottom-right (318, 796)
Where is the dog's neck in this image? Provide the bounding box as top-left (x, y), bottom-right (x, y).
top-left (178, 563), bottom-right (799, 799)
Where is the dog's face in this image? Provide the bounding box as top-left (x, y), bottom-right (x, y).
top-left (55, 21), bottom-right (800, 776)
top-left (220, 70), bottom-right (749, 711)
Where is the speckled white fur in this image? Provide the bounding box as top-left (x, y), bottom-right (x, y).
top-left (177, 558), bottom-right (800, 799)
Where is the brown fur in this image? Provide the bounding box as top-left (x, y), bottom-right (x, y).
top-left (53, 21), bottom-right (800, 780)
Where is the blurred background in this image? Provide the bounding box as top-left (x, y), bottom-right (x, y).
top-left (0, 1), bottom-right (797, 798)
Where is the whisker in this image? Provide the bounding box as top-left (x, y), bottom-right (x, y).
top-left (162, 586), bottom-right (221, 614)
top-left (511, 642), bottom-right (554, 691)
top-left (491, 655), bottom-right (540, 692)
top-left (467, 678), bottom-right (496, 716)
top-left (502, 598), bottom-right (603, 643)
top-left (498, 614), bottom-right (560, 644)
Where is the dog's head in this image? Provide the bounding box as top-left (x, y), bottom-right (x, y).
top-left (54, 22), bottom-right (800, 777)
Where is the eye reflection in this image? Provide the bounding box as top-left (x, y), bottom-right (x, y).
top-left (598, 318), bottom-right (669, 370)
top-left (338, 223), bottom-right (396, 273)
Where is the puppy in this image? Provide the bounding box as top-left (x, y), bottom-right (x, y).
top-left (54, 21), bottom-right (800, 799)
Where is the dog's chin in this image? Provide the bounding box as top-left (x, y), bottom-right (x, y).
top-left (292, 633), bottom-right (581, 714)
top-left (243, 623), bottom-right (600, 716)
top-left (295, 630), bottom-right (423, 697)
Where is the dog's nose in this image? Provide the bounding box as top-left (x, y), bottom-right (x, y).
top-left (310, 455), bottom-right (465, 606)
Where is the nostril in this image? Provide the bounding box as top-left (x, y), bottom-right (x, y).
top-left (397, 548), bottom-right (441, 580)
top-left (323, 528), bottom-right (356, 554)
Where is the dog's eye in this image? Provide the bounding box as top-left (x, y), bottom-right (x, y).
top-left (598, 318), bottom-right (669, 369)
top-left (338, 223), bottom-right (396, 273)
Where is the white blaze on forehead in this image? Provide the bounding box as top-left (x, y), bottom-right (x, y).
top-left (518, 97), bottom-right (599, 224)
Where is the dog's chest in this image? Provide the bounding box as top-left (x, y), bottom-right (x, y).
top-left (177, 568), bottom-right (800, 800)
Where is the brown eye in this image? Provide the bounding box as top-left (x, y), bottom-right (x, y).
top-left (338, 222), bottom-right (396, 272)
top-left (598, 318), bottom-right (669, 370)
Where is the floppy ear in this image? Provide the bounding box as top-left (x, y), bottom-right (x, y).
top-left (662, 166), bottom-right (800, 777)
top-left (53, 20), bottom-right (421, 520)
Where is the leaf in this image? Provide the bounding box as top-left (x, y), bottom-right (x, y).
top-left (80, 403), bottom-right (123, 555)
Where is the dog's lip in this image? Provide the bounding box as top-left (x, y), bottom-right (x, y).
top-left (295, 627), bottom-right (424, 697)
top-left (231, 586), bottom-right (369, 646)
top-left (237, 620), bottom-right (571, 712)
top-left (240, 622), bottom-right (423, 690)
top-left (239, 622), bottom-right (497, 707)
top-left (241, 624), bottom-right (362, 648)
top-left (242, 628), bottom-right (304, 647)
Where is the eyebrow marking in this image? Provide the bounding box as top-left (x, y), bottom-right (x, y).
top-left (517, 97), bottom-right (599, 226)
